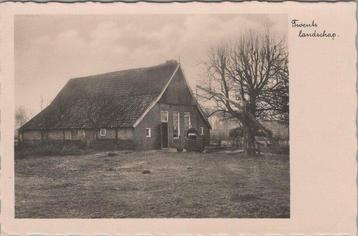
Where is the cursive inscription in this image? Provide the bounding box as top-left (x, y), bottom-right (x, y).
top-left (291, 19), bottom-right (337, 40)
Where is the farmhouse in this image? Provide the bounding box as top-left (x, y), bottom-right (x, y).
top-left (19, 60), bottom-right (211, 150)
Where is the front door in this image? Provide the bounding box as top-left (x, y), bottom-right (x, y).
top-left (161, 122), bottom-right (168, 148)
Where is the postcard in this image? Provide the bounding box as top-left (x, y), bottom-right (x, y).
top-left (0, 1), bottom-right (356, 235)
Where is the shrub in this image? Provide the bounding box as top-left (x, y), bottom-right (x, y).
top-left (256, 129), bottom-right (273, 137)
top-left (269, 144), bottom-right (289, 155)
top-left (229, 127), bottom-right (244, 139)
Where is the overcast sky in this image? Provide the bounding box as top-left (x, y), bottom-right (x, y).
top-left (15, 14), bottom-right (287, 118)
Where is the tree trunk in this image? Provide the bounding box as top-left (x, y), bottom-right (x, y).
top-left (243, 120), bottom-right (256, 155)
top-left (243, 102), bottom-right (257, 156)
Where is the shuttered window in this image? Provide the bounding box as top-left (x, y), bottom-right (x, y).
top-left (173, 111), bottom-right (180, 139)
top-left (146, 128), bottom-right (151, 138)
top-left (184, 112), bottom-right (191, 131)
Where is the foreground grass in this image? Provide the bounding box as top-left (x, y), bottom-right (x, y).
top-left (15, 150), bottom-right (289, 218)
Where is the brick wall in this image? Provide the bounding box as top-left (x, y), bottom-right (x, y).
top-left (134, 104), bottom-right (161, 150)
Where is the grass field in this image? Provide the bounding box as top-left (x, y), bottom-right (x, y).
top-left (15, 150), bottom-right (289, 218)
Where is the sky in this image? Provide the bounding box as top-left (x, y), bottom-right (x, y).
top-left (15, 14), bottom-right (287, 118)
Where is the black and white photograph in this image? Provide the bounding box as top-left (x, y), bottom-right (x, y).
top-left (14, 14), bottom-right (289, 218)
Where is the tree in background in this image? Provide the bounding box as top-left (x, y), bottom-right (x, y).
top-left (15, 106), bottom-right (29, 129)
top-left (198, 30), bottom-right (289, 155)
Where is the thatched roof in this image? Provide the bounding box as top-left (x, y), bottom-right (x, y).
top-left (21, 61), bottom-right (181, 130)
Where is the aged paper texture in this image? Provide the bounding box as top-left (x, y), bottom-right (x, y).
top-left (0, 2), bottom-right (356, 235)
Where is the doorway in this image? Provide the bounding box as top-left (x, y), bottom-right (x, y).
top-left (161, 122), bottom-right (168, 148)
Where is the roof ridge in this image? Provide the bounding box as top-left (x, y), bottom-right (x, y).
top-left (132, 63), bottom-right (180, 127)
top-left (69, 60), bottom-right (179, 82)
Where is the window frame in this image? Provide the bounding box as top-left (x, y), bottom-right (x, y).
top-left (183, 112), bottom-right (191, 130)
top-left (99, 128), bottom-right (107, 137)
top-left (173, 111), bottom-right (180, 139)
top-left (161, 111), bottom-right (169, 123)
top-left (200, 127), bottom-right (204, 135)
top-left (146, 128), bottom-right (151, 138)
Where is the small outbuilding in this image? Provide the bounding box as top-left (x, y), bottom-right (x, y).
top-left (19, 60), bottom-right (211, 150)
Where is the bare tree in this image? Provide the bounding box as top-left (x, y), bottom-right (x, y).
top-left (198, 31), bottom-right (289, 155)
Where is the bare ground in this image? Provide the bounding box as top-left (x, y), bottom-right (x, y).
top-left (15, 150), bottom-right (289, 218)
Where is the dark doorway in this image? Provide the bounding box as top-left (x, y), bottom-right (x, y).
top-left (161, 122), bottom-right (168, 148)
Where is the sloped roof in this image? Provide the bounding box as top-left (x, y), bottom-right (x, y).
top-left (21, 61), bottom-right (179, 130)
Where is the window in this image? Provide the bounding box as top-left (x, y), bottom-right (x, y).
top-left (100, 128), bottom-right (107, 137)
top-left (200, 127), bottom-right (204, 135)
top-left (184, 112), bottom-right (191, 131)
top-left (173, 111), bottom-right (180, 139)
top-left (161, 111), bottom-right (169, 123)
top-left (146, 128), bottom-right (151, 138)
